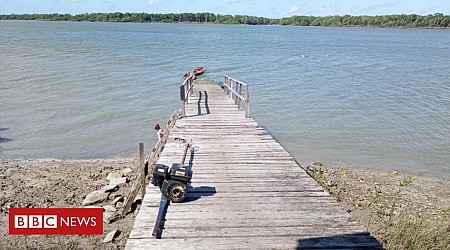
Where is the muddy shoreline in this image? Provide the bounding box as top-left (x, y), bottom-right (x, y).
top-left (0, 158), bottom-right (140, 250)
top-left (1, 159), bottom-right (449, 249)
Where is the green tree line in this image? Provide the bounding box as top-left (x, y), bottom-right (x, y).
top-left (0, 12), bottom-right (449, 28)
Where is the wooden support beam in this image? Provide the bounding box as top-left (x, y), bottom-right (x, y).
top-left (139, 143), bottom-right (145, 199)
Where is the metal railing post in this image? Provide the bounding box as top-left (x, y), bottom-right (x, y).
top-left (179, 74), bottom-right (195, 118)
top-left (236, 82), bottom-right (242, 107)
top-left (229, 79), bottom-right (233, 100)
top-left (234, 82), bottom-right (241, 104)
top-left (180, 85), bottom-right (186, 118)
top-left (224, 76), bottom-right (227, 94)
top-left (245, 85), bottom-right (250, 118)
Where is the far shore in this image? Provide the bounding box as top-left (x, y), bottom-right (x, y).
top-left (1, 12), bottom-right (449, 30)
top-left (1, 158), bottom-right (449, 249)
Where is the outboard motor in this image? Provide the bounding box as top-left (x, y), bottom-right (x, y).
top-left (151, 163), bottom-right (193, 202)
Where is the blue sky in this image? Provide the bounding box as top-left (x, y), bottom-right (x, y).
top-left (0, 0), bottom-right (449, 18)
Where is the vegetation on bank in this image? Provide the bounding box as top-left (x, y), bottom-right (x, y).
top-left (306, 163), bottom-right (450, 250)
top-left (1, 12), bottom-right (449, 28)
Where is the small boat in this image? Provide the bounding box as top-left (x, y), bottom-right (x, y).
top-left (193, 67), bottom-right (204, 76)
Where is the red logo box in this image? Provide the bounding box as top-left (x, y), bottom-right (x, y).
top-left (9, 208), bottom-right (103, 235)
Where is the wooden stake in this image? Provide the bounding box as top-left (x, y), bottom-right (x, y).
top-left (139, 143), bottom-right (145, 199)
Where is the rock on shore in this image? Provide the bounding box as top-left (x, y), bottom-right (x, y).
top-left (0, 159), bottom-right (138, 250)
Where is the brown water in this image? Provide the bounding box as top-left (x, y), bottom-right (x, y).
top-left (1, 21), bottom-right (449, 177)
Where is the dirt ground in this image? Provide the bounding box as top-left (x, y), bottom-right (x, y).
top-left (1, 159), bottom-right (449, 249)
top-left (0, 158), bottom-right (141, 250)
top-left (303, 162), bottom-right (450, 247)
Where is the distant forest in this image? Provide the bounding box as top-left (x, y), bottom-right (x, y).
top-left (1, 12), bottom-right (449, 28)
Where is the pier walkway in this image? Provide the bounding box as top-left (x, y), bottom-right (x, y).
top-left (125, 78), bottom-right (382, 249)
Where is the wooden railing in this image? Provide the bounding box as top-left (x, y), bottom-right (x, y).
top-left (223, 76), bottom-right (251, 118)
top-left (179, 74), bottom-right (195, 118)
top-left (121, 110), bottom-right (180, 215)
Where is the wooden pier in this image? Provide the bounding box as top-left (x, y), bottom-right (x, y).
top-left (125, 77), bottom-right (382, 249)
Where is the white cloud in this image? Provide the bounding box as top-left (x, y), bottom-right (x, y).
top-left (289, 5), bottom-right (299, 13)
top-left (148, 0), bottom-right (162, 6)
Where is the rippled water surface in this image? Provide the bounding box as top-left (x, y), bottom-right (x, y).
top-left (1, 21), bottom-right (449, 177)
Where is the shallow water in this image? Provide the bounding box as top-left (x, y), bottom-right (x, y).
top-left (1, 21), bottom-right (449, 177)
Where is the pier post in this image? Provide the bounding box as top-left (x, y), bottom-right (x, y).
top-left (245, 85), bottom-right (250, 118)
top-left (229, 79), bottom-right (233, 100)
top-left (180, 85), bottom-right (186, 118)
top-left (189, 78), bottom-right (193, 97)
top-left (236, 82), bottom-right (242, 107)
top-left (139, 143), bottom-right (145, 199)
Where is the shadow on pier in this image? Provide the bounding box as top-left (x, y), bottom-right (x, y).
top-left (296, 233), bottom-right (383, 249)
top-left (196, 90), bottom-right (210, 116)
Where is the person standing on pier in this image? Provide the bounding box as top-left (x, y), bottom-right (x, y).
top-left (154, 124), bottom-right (164, 141)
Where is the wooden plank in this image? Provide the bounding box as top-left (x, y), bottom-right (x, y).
top-left (182, 191), bottom-right (330, 199)
top-left (167, 197), bottom-right (341, 206)
top-left (130, 225), bottom-right (369, 239)
top-left (122, 173), bottom-right (142, 215)
top-left (131, 204), bottom-right (357, 232)
top-left (182, 186), bottom-right (325, 193)
top-left (166, 202), bottom-right (347, 213)
top-left (142, 217), bottom-right (361, 229)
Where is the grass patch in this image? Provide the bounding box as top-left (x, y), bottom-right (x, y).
top-left (386, 212), bottom-right (450, 250)
top-left (305, 164), bottom-right (450, 250)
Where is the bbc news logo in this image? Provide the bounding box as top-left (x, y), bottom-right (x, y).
top-left (9, 208), bottom-right (103, 235)
top-left (15, 215), bottom-right (58, 228)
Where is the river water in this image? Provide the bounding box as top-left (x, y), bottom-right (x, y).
top-left (1, 21), bottom-right (449, 177)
